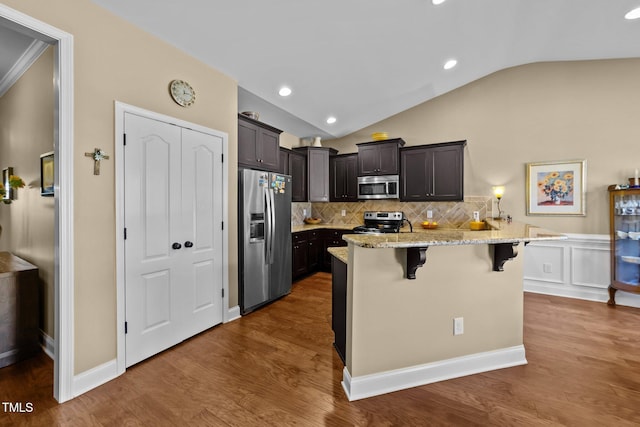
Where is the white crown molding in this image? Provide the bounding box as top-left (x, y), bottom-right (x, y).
top-left (0, 37), bottom-right (49, 98)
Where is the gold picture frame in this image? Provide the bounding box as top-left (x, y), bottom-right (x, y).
top-left (526, 159), bottom-right (586, 216)
top-left (40, 151), bottom-right (54, 196)
top-left (2, 167), bottom-right (14, 201)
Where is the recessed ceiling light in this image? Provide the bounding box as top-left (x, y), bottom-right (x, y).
top-left (432, 0), bottom-right (447, 4)
top-left (279, 86), bottom-right (292, 97)
top-left (326, 116), bottom-right (337, 124)
top-left (625, 7), bottom-right (640, 20)
top-left (444, 59), bottom-right (457, 70)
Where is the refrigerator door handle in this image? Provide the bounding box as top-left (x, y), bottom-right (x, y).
top-left (264, 187), bottom-right (273, 263)
top-left (269, 188), bottom-right (276, 265)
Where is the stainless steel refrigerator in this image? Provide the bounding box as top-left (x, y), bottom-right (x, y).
top-left (238, 169), bottom-right (292, 314)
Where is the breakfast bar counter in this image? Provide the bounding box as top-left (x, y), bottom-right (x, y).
top-left (337, 220), bottom-right (566, 401)
top-left (343, 219), bottom-right (566, 249)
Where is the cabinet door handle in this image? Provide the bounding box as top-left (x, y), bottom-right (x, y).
top-left (184, 241), bottom-right (194, 248)
top-left (172, 242), bottom-right (182, 250)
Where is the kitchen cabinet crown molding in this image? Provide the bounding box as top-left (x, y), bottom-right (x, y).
top-left (237, 113), bottom-right (283, 135)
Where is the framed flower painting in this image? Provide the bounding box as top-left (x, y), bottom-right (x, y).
top-left (526, 159), bottom-right (586, 216)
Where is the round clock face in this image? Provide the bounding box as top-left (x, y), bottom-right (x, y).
top-left (169, 79), bottom-right (196, 107)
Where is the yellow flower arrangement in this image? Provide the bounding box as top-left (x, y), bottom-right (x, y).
top-left (540, 171), bottom-right (573, 203)
top-left (0, 175), bottom-right (25, 204)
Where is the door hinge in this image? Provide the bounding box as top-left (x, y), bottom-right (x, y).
top-left (124, 228), bottom-right (127, 240)
top-left (221, 221), bottom-right (224, 230)
top-left (125, 321), bottom-right (128, 334)
top-left (221, 288), bottom-right (224, 298)
top-left (123, 133), bottom-right (127, 146)
top-left (221, 153), bottom-right (224, 163)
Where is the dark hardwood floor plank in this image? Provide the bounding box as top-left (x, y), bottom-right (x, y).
top-left (2, 272), bottom-right (640, 425)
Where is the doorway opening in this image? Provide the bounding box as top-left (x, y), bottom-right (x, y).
top-left (0, 5), bottom-right (74, 403)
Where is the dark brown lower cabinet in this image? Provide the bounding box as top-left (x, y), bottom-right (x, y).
top-left (307, 231), bottom-right (322, 271)
top-left (292, 228), bottom-right (349, 280)
top-left (322, 229), bottom-right (348, 271)
top-left (292, 232), bottom-right (309, 279)
top-left (331, 255), bottom-right (347, 364)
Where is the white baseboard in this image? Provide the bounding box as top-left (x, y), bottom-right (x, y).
top-left (225, 305), bottom-right (241, 322)
top-left (342, 345), bottom-right (527, 401)
top-left (72, 359), bottom-right (120, 398)
top-left (71, 305), bottom-right (238, 399)
top-left (40, 330), bottom-right (55, 360)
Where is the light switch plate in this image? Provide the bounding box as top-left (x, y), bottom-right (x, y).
top-left (453, 317), bottom-right (464, 335)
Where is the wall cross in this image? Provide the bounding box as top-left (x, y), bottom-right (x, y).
top-left (84, 148), bottom-right (110, 175)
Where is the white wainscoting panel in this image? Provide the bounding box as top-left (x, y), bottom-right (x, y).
top-left (524, 233), bottom-right (640, 308)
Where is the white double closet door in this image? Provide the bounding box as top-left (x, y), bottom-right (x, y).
top-left (124, 113), bottom-right (223, 367)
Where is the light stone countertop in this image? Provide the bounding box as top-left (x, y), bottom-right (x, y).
top-left (327, 247), bottom-right (348, 264)
top-left (341, 219), bottom-right (566, 249)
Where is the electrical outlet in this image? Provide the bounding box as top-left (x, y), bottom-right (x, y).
top-left (473, 211), bottom-right (480, 222)
top-left (543, 263), bottom-right (552, 273)
top-left (303, 209), bottom-right (307, 217)
top-left (341, 209), bottom-right (346, 217)
top-left (453, 317), bottom-right (464, 335)
top-left (427, 210), bottom-right (433, 219)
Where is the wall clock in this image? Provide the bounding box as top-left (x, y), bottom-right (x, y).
top-left (169, 79), bottom-right (196, 107)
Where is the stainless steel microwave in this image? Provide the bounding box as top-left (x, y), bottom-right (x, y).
top-left (357, 175), bottom-right (399, 199)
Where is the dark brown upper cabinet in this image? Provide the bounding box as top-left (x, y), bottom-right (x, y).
top-left (238, 114), bottom-right (282, 172)
top-left (289, 149), bottom-right (307, 202)
top-left (330, 153), bottom-right (358, 202)
top-left (400, 140), bottom-right (466, 202)
top-left (293, 147), bottom-right (338, 202)
top-left (278, 147), bottom-right (307, 202)
top-left (356, 138), bottom-right (405, 176)
top-left (278, 148), bottom-right (289, 175)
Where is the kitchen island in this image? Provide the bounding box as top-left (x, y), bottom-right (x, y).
top-left (329, 220), bottom-right (566, 401)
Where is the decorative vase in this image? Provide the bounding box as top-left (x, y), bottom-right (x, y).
top-left (312, 136), bottom-right (322, 147)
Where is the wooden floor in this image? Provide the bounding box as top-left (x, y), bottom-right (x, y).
top-left (2, 272), bottom-right (640, 426)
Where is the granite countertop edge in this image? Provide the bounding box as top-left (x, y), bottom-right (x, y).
top-left (341, 219), bottom-right (567, 249)
top-left (327, 247), bottom-right (348, 264)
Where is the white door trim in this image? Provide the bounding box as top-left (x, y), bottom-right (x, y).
top-left (0, 4), bottom-right (75, 403)
top-left (114, 102), bottom-right (229, 375)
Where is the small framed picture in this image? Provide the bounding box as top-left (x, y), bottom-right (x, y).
top-left (40, 151), bottom-right (54, 197)
top-left (525, 159), bottom-right (586, 216)
top-left (2, 167), bottom-right (14, 201)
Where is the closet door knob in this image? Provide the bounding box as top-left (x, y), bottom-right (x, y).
top-left (172, 242), bottom-right (182, 250)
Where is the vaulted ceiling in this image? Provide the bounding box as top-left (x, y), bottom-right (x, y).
top-left (3, 1), bottom-right (640, 139)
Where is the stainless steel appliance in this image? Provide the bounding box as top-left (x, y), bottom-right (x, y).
top-left (353, 211), bottom-right (411, 234)
top-left (357, 175), bottom-right (399, 199)
top-left (238, 169), bottom-right (292, 314)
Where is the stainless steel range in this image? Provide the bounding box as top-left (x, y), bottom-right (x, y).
top-left (353, 211), bottom-right (411, 234)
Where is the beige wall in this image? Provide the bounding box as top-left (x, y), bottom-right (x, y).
top-left (325, 59), bottom-right (640, 235)
top-left (3, 0), bottom-right (239, 374)
top-left (347, 243), bottom-right (524, 377)
top-left (279, 132), bottom-right (300, 150)
top-left (0, 46), bottom-right (56, 338)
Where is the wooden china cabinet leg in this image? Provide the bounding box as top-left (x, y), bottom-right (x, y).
top-left (607, 286), bottom-right (617, 306)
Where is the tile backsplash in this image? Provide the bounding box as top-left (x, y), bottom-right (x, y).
top-left (293, 197), bottom-right (493, 229)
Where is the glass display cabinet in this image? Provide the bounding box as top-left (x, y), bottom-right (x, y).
top-left (608, 185), bottom-right (640, 305)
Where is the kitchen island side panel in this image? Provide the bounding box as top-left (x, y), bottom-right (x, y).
top-left (347, 243), bottom-right (524, 378)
